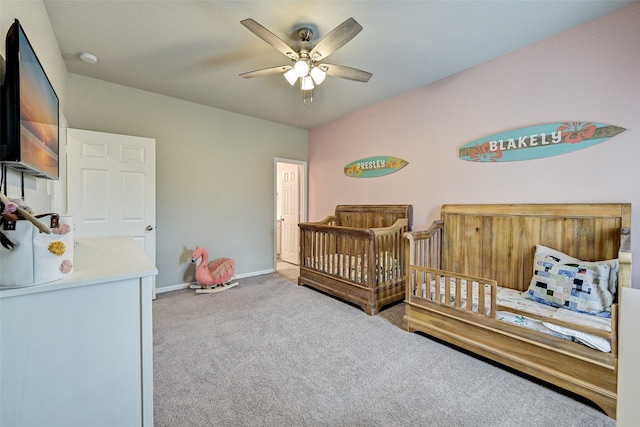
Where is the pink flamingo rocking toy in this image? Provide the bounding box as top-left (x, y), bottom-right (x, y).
top-left (190, 246), bottom-right (239, 294)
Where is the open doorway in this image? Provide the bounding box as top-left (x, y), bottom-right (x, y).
top-left (275, 158), bottom-right (307, 282)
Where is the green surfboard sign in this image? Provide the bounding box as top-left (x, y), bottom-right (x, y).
top-left (459, 122), bottom-right (626, 162)
top-left (344, 156), bottom-right (409, 178)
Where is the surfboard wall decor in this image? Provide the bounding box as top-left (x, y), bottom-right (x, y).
top-left (344, 156), bottom-right (409, 178)
top-left (458, 122), bottom-right (626, 162)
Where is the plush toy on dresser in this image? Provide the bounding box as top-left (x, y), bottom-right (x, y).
top-left (0, 192), bottom-right (74, 288)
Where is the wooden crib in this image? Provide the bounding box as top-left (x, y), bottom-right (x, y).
top-left (298, 204), bottom-right (412, 315)
top-left (403, 203), bottom-right (631, 419)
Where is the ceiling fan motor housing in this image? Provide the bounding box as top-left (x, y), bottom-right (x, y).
top-left (297, 27), bottom-right (313, 42)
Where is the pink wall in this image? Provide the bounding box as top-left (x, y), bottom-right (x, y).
top-left (309, 4), bottom-right (640, 286)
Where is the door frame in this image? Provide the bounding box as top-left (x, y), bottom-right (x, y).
top-left (274, 158), bottom-right (307, 269)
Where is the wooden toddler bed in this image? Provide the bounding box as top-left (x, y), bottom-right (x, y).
top-left (403, 204), bottom-right (631, 419)
top-left (298, 204), bottom-right (412, 315)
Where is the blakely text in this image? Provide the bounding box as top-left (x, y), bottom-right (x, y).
top-left (488, 131), bottom-right (562, 152)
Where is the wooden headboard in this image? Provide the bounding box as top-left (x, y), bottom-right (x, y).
top-left (334, 205), bottom-right (413, 230)
top-left (440, 204), bottom-right (631, 292)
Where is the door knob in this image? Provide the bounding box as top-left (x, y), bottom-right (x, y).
top-left (146, 225), bottom-right (154, 231)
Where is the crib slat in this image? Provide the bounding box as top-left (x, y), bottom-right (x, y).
top-left (477, 282), bottom-right (486, 315)
top-left (347, 236), bottom-right (354, 282)
top-left (444, 275), bottom-right (451, 306)
top-left (489, 284), bottom-right (497, 318)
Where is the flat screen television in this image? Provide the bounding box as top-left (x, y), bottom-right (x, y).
top-left (1, 19), bottom-right (59, 180)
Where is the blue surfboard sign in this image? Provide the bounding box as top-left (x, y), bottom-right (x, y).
top-left (344, 156), bottom-right (409, 178)
top-left (458, 122), bottom-right (626, 162)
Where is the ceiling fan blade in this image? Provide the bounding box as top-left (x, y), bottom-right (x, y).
top-left (241, 19), bottom-right (298, 60)
top-left (321, 64), bottom-right (372, 83)
top-left (310, 18), bottom-right (362, 61)
top-left (239, 65), bottom-right (292, 79)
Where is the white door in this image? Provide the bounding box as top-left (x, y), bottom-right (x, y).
top-left (66, 129), bottom-right (156, 292)
top-left (280, 164), bottom-right (299, 265)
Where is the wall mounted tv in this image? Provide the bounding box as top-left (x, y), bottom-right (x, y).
top-left (1, 19), bottom-right (59, 180)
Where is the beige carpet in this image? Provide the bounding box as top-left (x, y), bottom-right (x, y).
top-left (153, 272), bottom-right (614, 426)
top-left (277, 259), bottom-right (405, 326)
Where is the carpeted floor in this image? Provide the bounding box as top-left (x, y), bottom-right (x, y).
top-left (276, 259), bottom-right (405, 327)
top-left (153, 273), bottom-right (614, 427)
top-left (276, 259), bottom-right (299, 282)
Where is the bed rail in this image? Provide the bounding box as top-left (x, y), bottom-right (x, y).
top-left (407, 264), bottom-right (618, 343)
top-left (408, 266), bottom-right (498, 318)
top-left (619, 227), bottom-right (632, 298)
top-left (404, 220), bottom-right (443, 268)
top-left (404, 220), bottom-right (444, 301)
top-left (307, 215), bottom-right (337, 227)
top-left (370, 219), bottom-right (409, 285)
top-left (299, 223), bottom-right (373, 286)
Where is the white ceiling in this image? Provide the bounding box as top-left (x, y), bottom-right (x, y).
top-left (43, 1), bottom-right (636, 130)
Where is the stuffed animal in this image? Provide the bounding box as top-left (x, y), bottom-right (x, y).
top-left (189, 246), bottom-right (238, 294)
top-left (2, 198), bottom-right (34, 221)
top-left (1, 196), bottom-right (41, 250)
top-left (0, 192), bottom-right (49, 235)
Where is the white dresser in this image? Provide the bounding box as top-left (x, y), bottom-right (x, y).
top-left (618, 287), bottom-right (640, 426)
top-left (0, 237), bottom-right (157, 427)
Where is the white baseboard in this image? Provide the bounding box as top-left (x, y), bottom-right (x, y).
top-left (155, 282), bottom-right (191, 294)
top-left (155, 268), bottom-right (276, 294)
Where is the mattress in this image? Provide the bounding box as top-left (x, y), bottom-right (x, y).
top-left (306, 252), bottom-right (400, 283)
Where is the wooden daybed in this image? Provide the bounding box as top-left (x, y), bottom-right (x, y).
top-left (298, 204), bottom-right (412, 315)
top-left (403, 204), bottom-right (631, 419)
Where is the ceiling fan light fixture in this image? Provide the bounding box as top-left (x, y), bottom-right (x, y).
top-left (283, 69), bottom-right (298, 86)
top-left (310, 67), bottom-right (326, 85)
top-left (301, 76), bottom-right (314, 91)
top-left (294, 59), bottom-right (309, 77)
top-left (301, 88), bottom-right (314, 104)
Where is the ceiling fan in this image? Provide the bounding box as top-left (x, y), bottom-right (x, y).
top-left (239, 17), bottom-right (372, 103)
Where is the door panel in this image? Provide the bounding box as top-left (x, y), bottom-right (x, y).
top-left (280, 164), bottom-right (299, 265)
top-left (67, 129), bottom-right (156, 292)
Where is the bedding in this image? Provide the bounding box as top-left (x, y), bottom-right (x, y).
top-left (306, 252), bottom-right (400, 283)
top-left (420, 279), bottom-right (611, 352)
